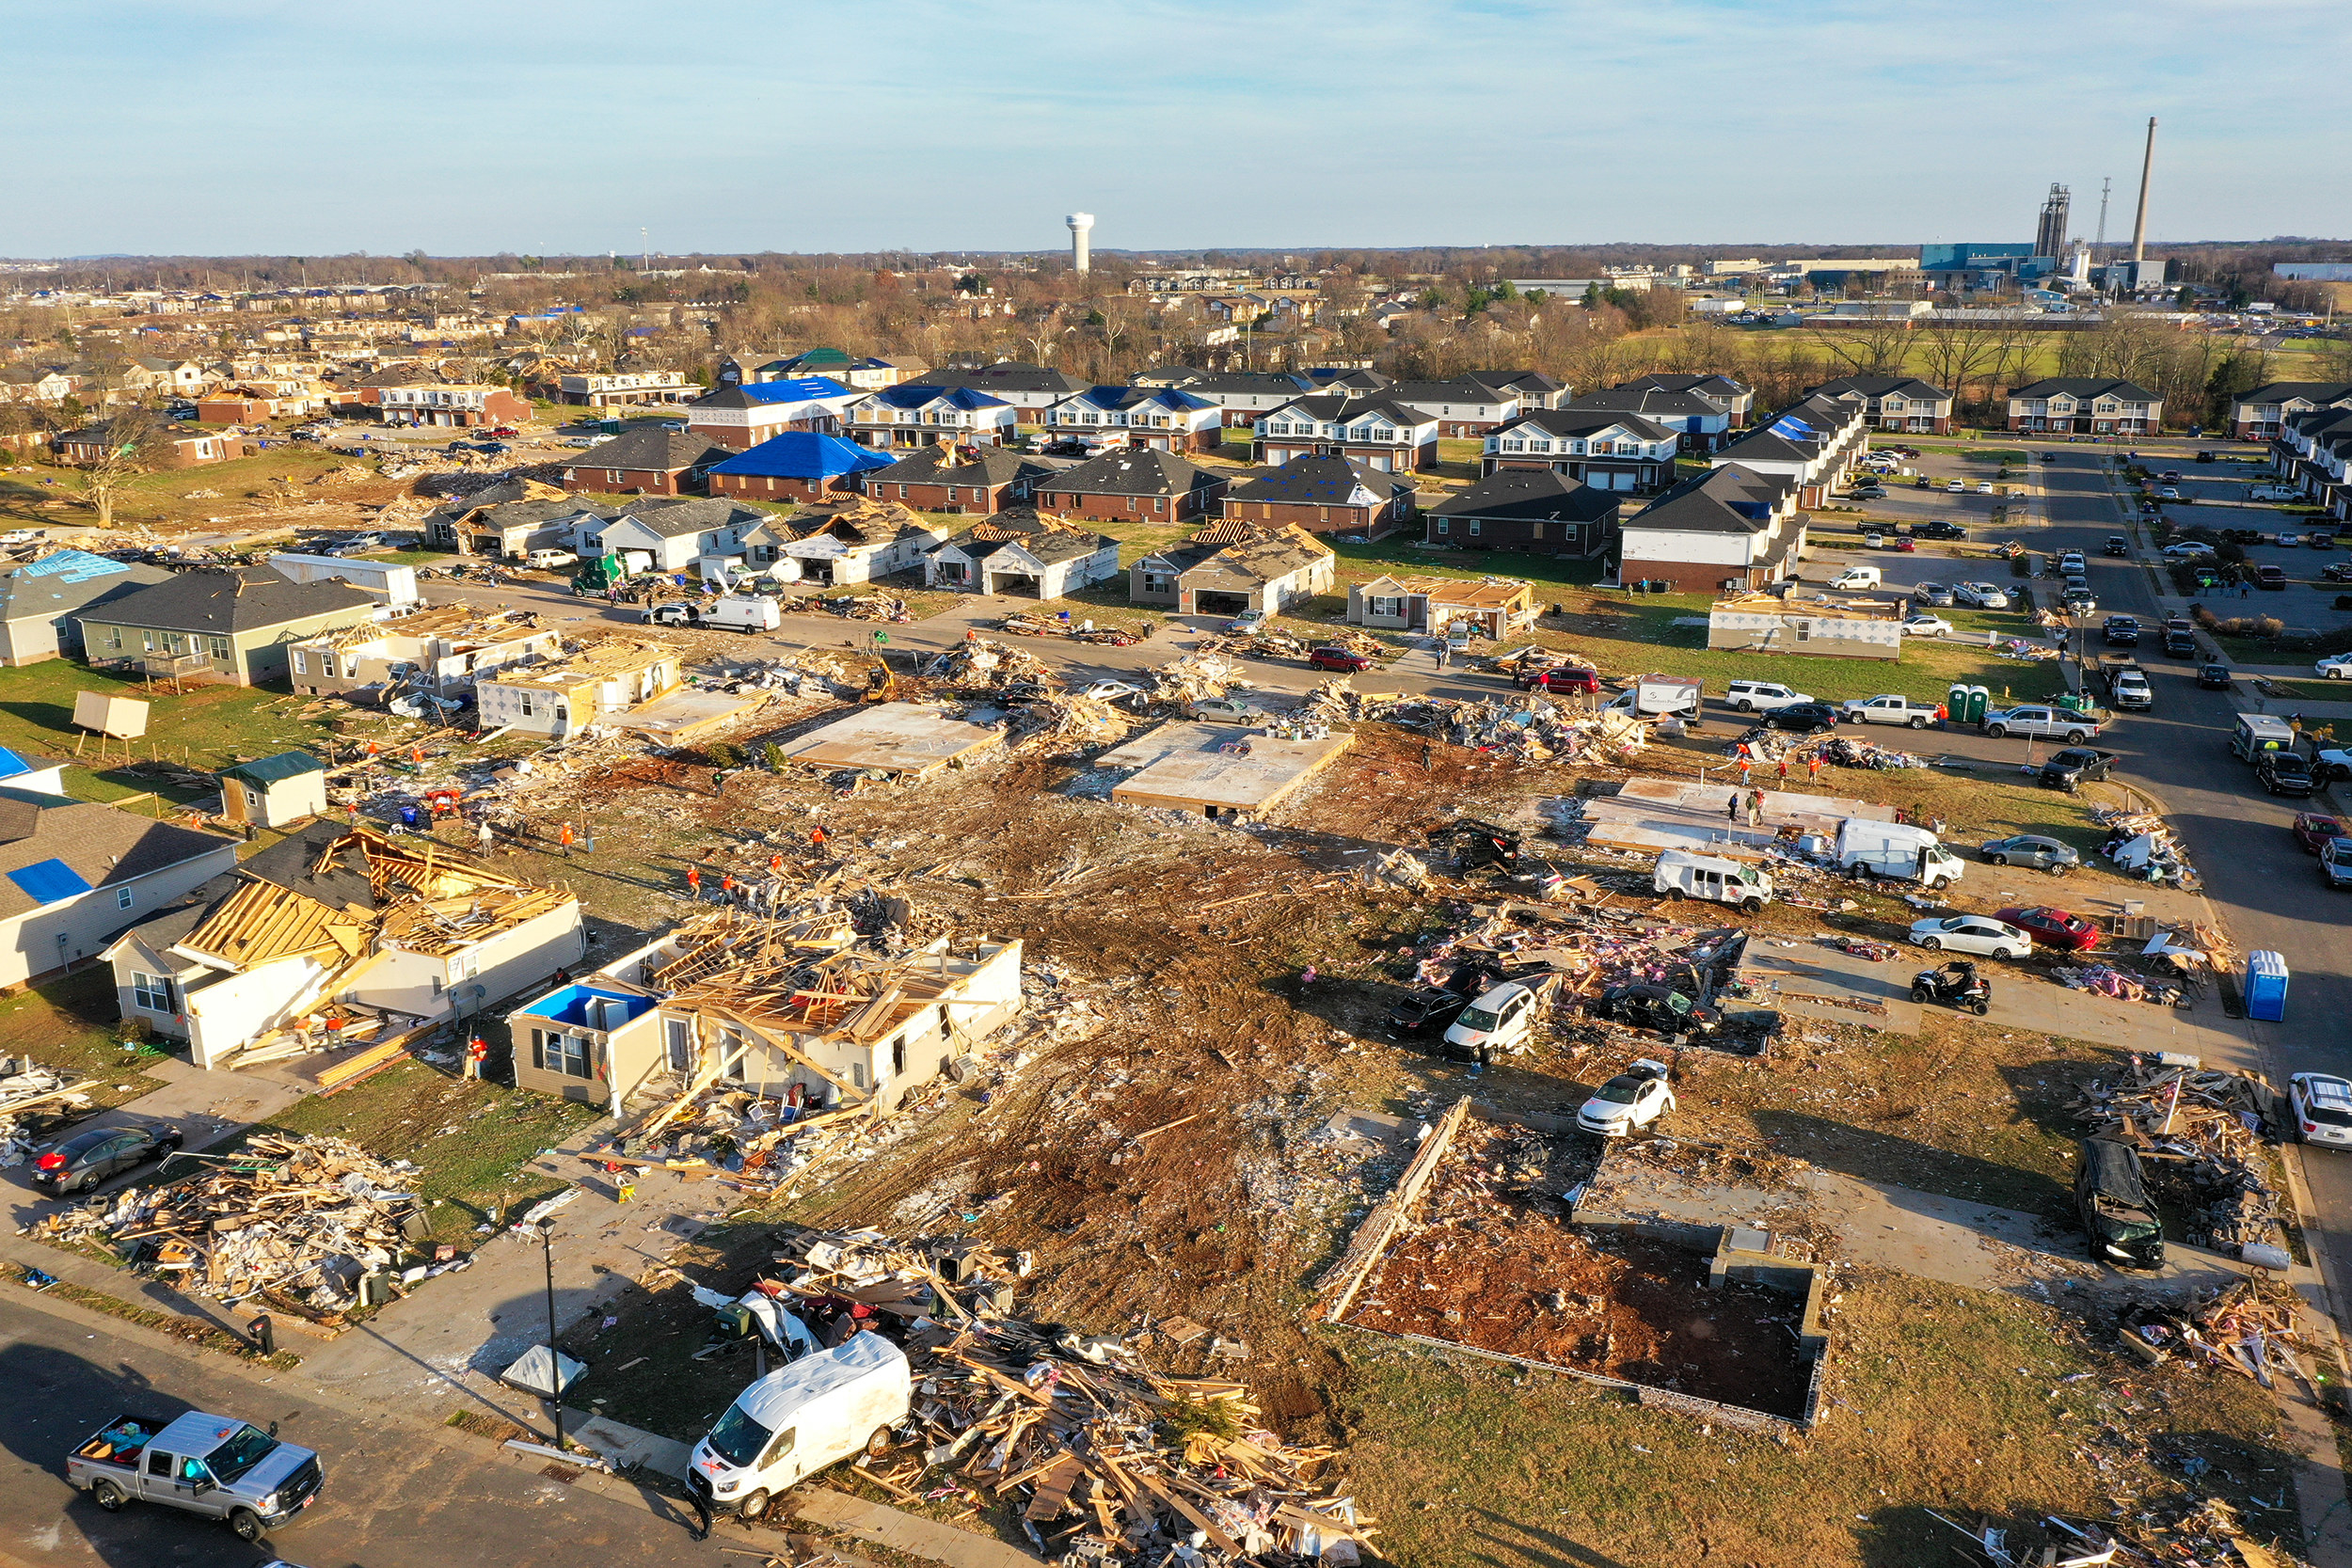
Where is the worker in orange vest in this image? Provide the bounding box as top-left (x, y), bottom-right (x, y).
top-left (558, 822), bottom-right (575, 859)
top-left (768, 853), bottom-right (783, 877)
top-left (686, 866), bottom-right (702, 898)
top-left (464, 1035), bottom-right (488, 1080)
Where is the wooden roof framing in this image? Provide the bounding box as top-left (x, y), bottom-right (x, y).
top-left (177, 878), bottom-right (367, 969)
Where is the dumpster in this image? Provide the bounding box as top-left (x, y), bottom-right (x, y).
top-left (2245, 950), bottom-right (2289, 1022)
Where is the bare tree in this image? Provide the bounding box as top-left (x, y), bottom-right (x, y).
top-left (1915, 321), bottom-right (2013, 420)
top-left (1814, 321), bottom-right (1911, 377)
top-left (76, 408), bottom-right (159, 531)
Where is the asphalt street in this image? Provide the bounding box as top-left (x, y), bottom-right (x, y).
top-left (0, 1297), bottom-right (724, 1568)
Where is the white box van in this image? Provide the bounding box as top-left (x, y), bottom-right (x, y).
top-left (688, 1333), bottom-right (911, 1520)
top-left (1653, 849), bottom-right (1774, 911)
top-left (705, 594), bottom-right (783, 633)
top-left (2232, 713), bottom-right (2297, 762)
top-left (1598, 674), bottom-right (1702, 720)
top-left (1827, 567), bottom-right (1882, 590)
top-left (1835, 817), bottom-right (1964, 890)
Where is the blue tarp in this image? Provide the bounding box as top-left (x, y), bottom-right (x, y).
top-left (19, 549), bottom-right (132, 586)
top-left (738, 376), bottom-right (852, 406)
top-left (0, 748), bottom-right (32, 782)
top-left (7, 858), bottom-right (94, 907)
top-left (516, 984), bottom-right (656, 1030)
top-left (707, 432), bottom-right (896, 481)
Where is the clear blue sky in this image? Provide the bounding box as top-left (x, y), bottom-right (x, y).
top-left (5, 0), bottom-right (2344, 258)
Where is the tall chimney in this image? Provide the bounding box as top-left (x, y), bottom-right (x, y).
top-left (2129, 117), bottom-right (2157, 263)
top-left (1066, 213), bottom-right (1094, 275)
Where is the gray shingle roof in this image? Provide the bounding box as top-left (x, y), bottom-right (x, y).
top-left (1042, 450), bottom-right (1222, 498)
top-left (81, 569), bottom-right (375, 636)
top-left (1225, 456), bottom-right (1406, 506)
top-left (572, 428), bottom-right (731, 473)
top-left (1624, 464), bottom-right (1795, 536)
top-left (0, 553), bottom-right (173, 625)
top-left (1430, 469), bottom-right (1622, 524)
top-left (0, 786), bottom-right (232, 921)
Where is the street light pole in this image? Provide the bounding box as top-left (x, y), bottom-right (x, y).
top-left (538, 1216), bottom-right (563, 1451)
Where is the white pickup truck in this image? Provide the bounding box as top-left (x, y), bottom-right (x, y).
top-left (68, 1410), bottom-right (324, 1543)
top-left (1840, 693), bottom-right (1941, 729)
top-left (1982, 704), bottom-right (2105, 743)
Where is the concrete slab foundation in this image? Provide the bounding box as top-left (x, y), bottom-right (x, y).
top-left (1100, 721), bottom-right (1354, 816)
top-left (776, 703), bottom-right (1004, 778)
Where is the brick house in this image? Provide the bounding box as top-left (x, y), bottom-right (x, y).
top-left (559, 428), bottom-right (733, 497)
top-left (1033, 450), bottom-right (1226, 523)
top-left (195, 388), bottom-right (283, 424)
top-left (1041, 387), bottom-right (1223, 452)
top-left (2005, 378), bottom-right (2162, 436)
top-left (1616, 464), bottom-right (1806, 594)
top-left (1219, 456), bottom-right (1415, 538)
top-left (863, 445), bottom-right (1060, 515)
top-left (704, 431), bottom-right (895, 503)
top-left (1425, 469), bottom-right (1623, 558)
top-left (52, 426), bottom-right (243, 469)
top-left (1807, 375), bottom-right (1956, 435)
top-left (684, 377), bottom-right (860, 451)
top-left (1253, 396), bottom-right (1439, 471)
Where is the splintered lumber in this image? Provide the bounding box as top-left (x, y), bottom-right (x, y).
top-left (1023, 1453), bottom-right (1086, 1521)
top-left (315, 1034), bottom-right (418, 1094)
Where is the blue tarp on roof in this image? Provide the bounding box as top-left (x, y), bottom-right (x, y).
top-left (19, 549), bottom-right (132, 586)
top-left (739, 376), bottom-right (853, 405)
top-left (0, 748), bottom-right (33, 781)
top-left (515, 984), bottom-right (657, 1030)
top-left (707, 432), bottom-right (896, 481)
top-left (871, 384), bottom-right (1010, 411)
top-left (7, 858), bottom-right (93, 907)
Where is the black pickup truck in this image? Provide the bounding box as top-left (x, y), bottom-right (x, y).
top-left (2039, 746), bottom-right (2119, 793)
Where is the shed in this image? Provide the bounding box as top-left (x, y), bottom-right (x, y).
top-left (217, 752), bottom-right (328, 828)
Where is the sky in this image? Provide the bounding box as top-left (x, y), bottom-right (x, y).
top-left (4, 0), bottom-right (2347, 259)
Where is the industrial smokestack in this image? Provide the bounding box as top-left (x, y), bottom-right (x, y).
top-left (2130, 118), bottom-right (2156, 263)
top-left (1066, 213), bottom-right (1095, 275)
top-left (2035, 183), bottom-right (2071, 260)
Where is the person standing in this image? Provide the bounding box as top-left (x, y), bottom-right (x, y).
top-left (1422, 740), bottom-right (1435, 770)
top-left (810, 824), bottom-right (830, 857)
top-left (1748, 788), bottom-right (1764, 829)
top-left (477, 818), bottom-right (495, 855)
top-left (1807, 752), bottom-right (1823, 784)
top-left (1776, 755), bottom-right (1789, 784)
top-left (1738, 757), bottom-right (1754, 788)
top-left (464, 1034), bottom-right (488, 1080)
top-left (686, 866), bottom-right (702, 900)
top-left (1727, 792), bottom-right (1742, 827)
top-left (558, 821), bottom-right (575, 859)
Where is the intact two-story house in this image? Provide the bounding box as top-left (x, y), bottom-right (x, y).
top-left (2005, 378), bottom-right (2161, 436)
top-left (2231, 383), bottom-right (2352, 443)
top-left (1808, 375), bottom-right (1957, 435)
top-left (1252, 396), bottom-right (1439, 471)
top-left (1481, 410), bottom-right (1679, 490)
top-left (844, 386), bottom-right (1019, 450)
top-left (1042, 387), bottom-right (1223, 452)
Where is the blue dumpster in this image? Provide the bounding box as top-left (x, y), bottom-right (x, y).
top-left (2245, 950), bottom-right (2289, 1022)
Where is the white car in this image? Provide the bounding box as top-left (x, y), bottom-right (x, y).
top-left (1576, 1059), bottom-right (1676, 1137)
top-left (2162, 543), bottom-right (2215, 559)
top-left (2058, 552), bottom-right (2086, 572)
top-left (1443, 981), bottom-right (1541, 1059)
top-left (0, 529), bottom-right (38, 546)
top-left (1081, 679), bottom-right (1143, 705)
top-left (2279, 532), bottom-right (2302, 547)
top-left (1225, 610), bottom-right (1268, 634)
top-left (2321, 748), bottom-right (2352, 783)
top-left (1946, 479), bottom-right (1965, 493)
top-left (1907, 915), bottom-right (2032, 960)
top-left (1976, 481), bottom-right (1994, 495)
top-left (2290, 1073), bottom-right (2352, 1148)
top-left (1953, 582), bottom-right (2010, 609)
top-left (1901, 614), bottom-right (1954, 638)
top-left (1843, 693), bottom-right (1941, 728)
top-left (2314, 653), bottom-right (2352, 680)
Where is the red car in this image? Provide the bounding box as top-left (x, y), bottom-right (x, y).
top-left (1306, 646), bottom-right (1374, 673)
top-left (1513, 664), bottom-right (1600, 694)
top-left (1994, 906), bottom-right (2102, 952)
top-left (2292, 813), bottom-right (2346, 855)
top-left (490, 425), bottom-right (520, 437)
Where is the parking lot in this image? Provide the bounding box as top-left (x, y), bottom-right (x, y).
top-left (2152, 461), bottom-right (2352, 637)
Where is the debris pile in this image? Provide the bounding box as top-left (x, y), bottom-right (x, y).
top-left (1813, 734), bottom-right (1926, 771)
top-left (2096, 806), bottom-right (2201, 887)
top-left (2072, 1058), bottom-right (2282, 1255)
top-left (1009, 693), bottom-right (1135, 754)
top-left (1198, 628), bottom-right (1309, 660)
top-left (2121, 1275), bottom-right (2312, 1389)
top-left (924, 638), bottom-right (1056, 691)
top-left (1930, 1502), bottom-right (2292, 1568)
top-left (2050, 962), bottom-right (2185, 1006)
top-left (0, 1059), bottom-right (93, 1166)
top-left (1298, 683), bottom-right (1645, 764)
top-left (1143, 654), bottom-right (1250, 706)
top-left (34, 1133), bottom-right (424, 1313)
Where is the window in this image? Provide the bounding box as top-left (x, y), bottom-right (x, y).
top-left (132, 971), bottom-right (173, 1012)
top-left (116, 886), bottom-right (135, 911)
top-left (102, 626), bottom-right (122, 652)
top-left (532, 1028), bottom-right (593, 1079)
top-left (1467, 519), bottom-right (1482, 536)
top-left (1368, 594), bottom-right (1404, 619)
top-left (292, 649), bottom-right (309, 675)
top-left (1435, 518), bottom-right (1450, 533)
top-left (208, 636), bottom-right (230, 663)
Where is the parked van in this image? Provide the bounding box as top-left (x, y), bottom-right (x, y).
top-left (1827, 567), bottom-right (1882, 591)
top-left (525, 548), bottom-right (579, 569)
top-left (2231, 713), bottom-right (2296, 762)
top-left (2075, 1136), bottom-right (2164, 1270)
top-left (704, 594), bottom-right (783, 633)
top-left (1598, 674), bottom-right (1703, 720)
top-left (688, 1334), bottom-right (911, 1520)
top-left (1835, 817), bottom-right (1964, 890)
top-left (1653, 850), bottom-right (1774, 912)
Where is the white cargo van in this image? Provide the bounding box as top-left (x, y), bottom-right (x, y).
top-left (1827, 566), bottom-right (1882, 590)
top-left (1598, 674), bottom-right (1703, 720)
top-left (1835, 817), bottom-right (1964, 890)
top-left (688, 1333), bottom-right (911, 1520)
top-left (1652, 849), bottom-right (1774, 912)
top-left (704, 594), bottom-right (783, 633)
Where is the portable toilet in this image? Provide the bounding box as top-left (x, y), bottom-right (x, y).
top-left (2245, 950), bottom-right (2289, 1022)
top-left (1947, 682), bottom-right (1971, 721)
top-left (1963, 685), bottom-right (1990, 725)
top-left (2056, 690), bottom-right (2094, 715)
top-left (597, 418), bottom-right (623, 436)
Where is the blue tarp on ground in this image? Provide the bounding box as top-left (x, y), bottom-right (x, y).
top-left (7, 858), bottom-right (94, 907)
top-left (707, 431), bottom-right (897, 481)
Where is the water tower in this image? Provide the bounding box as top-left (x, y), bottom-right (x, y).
top-left (1066, 213), bottom-right (1095, 274)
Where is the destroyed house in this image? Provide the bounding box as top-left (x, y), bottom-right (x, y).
top-left (75, 568), bottom-right (379, 688)
top-left (924, 511), bottom-right (1120, 599)
top-left (423, 494), bottom-right (621, 561)
top-left (1707, 592), bottom-right (1901, 659)
top-left (741, 507), bottom-right (947, 587)
top-left (592, 498), bottom-right (769, 574)
top-left (102, 824), bottom-right (584, 1069)
top-left (1158, 528), bottom-right (1336, 618)
top-left (508, 908), bottom-right (1021, 1113)
top-left (474, 639), bottom-right (680, 736)
top-left (1345, 574), bottom-right (1534, 638)
top-left (288, 608), bottom-right (561, 703)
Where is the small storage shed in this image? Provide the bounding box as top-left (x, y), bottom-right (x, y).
top-left (217, 751), bottom-right (328, 829)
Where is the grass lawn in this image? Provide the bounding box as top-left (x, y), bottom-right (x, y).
top-left (1499, 593), bottom-right (2066, 707)
top-left (1332, 1268), bottom-right (2288, 1568)
top-left (0, 967), bottom-right (171, 1112)
top-left (0, 660), bottom-right (340, 792)
top-left (358, 547), bottom-right (447, 565)
top-left (0, 449), bottom-right (353, 531)
top-left (2250, 676), bottom-right (2352, 705)
top-left (247, 1059), bottom-right (603, 1236)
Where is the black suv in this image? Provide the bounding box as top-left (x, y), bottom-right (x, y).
top-left (1760, 702), bottom-right (1839, 732)
top-left (2163, 627), bottom-right (2198, 657)
top-left (1383, 988), bottom-right (1472, 1041)
top-left (2197, 663), bottom-right (2233, 689)
top-left (2259, 751), bottom-right (2316, 797)
top-left (1595, 984), bottom-right (1723, 1040)
top-left (2105, 536), bottom-right (2130, 557)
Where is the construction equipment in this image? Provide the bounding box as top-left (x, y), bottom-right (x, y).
top-left (861, 657), bottom-right (909, 705)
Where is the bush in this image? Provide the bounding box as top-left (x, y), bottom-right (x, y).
top-left (704, 741), bottom-right (742, 768)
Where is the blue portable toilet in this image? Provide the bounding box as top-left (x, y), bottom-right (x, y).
top-left (2245, 950), bottom-right (2289, 1022)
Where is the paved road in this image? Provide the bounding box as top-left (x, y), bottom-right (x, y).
top-left (0, 1297), bottom-right (724, 1568)
top-left (2028, 445), bottom-right (2352, 1323)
